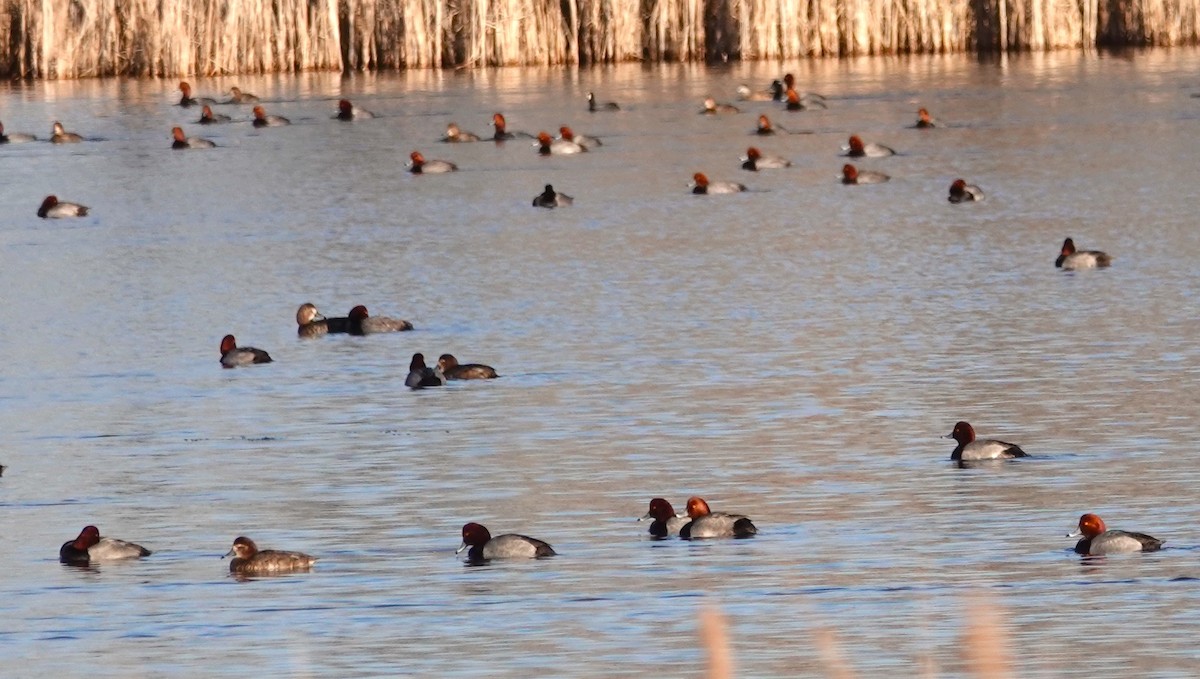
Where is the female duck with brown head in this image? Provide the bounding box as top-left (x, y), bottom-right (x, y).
top-left (437, 354), bottom-right (498, 379)
top-left (639, 498), bottom-right (689, 538)
top-left (442, 123), bottom-right (480, 142)
top-left (679, 497), bottom-right (757, 539)
top-left (1068, 514), bottom-right (1163, 555)
top-left (225, 86), bottom-right (260, 104)
top-left (296, 303), bottom-right (350, 337)
top-left (347, 305), bottom-right (413, 334)
top-left (0, 121), bottom-right (37, 143)
top-left (1056, 238), bottom-right (1112, 270)
top-left (406, 353), bottom-right (446, 389)
top-left (50, 122), bottom-right (83, 143)
top-left (60, 525), bottom-right (151, 565)
top-left (945, 421), bottom-right (1028, 462)
top-left (701, 97), bottom-right (740, 114)
top-left (224, 536), bottom-right (316, 574)
top-left (219, 335), bottom-right (272, 368)
top-left (457, 522), bottom-right (556, 562)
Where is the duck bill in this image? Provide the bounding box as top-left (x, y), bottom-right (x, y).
top-left (455, 542), bottom-right (468, 555)
top-left (222, 548), bottom-right (235, 559)
top-left (638, 512), bottom-right (652, 522)
top-left (1066, 529), bottom-right (1083, 538)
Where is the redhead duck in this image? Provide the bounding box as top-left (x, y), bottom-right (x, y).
top-left (50, 121), bottom-right (83, 143)
top-left (406, 353), bottom-right (446, 389)
top-left (197, 105), bottom-right (230, 125)
top-left (60, 525), bottom-right (151, 565)
top-left (37, 195), bottom-right (89, 218)
top-left (587, 92), bottom-right (620, 112)
top-left (252, 106), bottom-right (289, 127)
top-left (441, 123), bottom-right (480, 142)
top-left (437, 354), bottom-right (498, 379)
top-left (780, 73), bottom-right (828, 104)
top-left (0, 121), bottom-right (36, 143)
top-left (784, 89), bottom-right (806, 111)
top-left (224, 536), bottom-right (316, 574)
top-left (457, 522), bottom-right (556, 561)
top-left (408, 150), bottom-right (457, 173)
top-left (336, 99), bottom-right (375, 121)
top-left (1056, 238), bottom-right (1112, 270)
top-left (347, 305), bottom-right (413, 334)
top-left (741, 147), bottom-right (791, 171)
top-left (171, 126), bottom-right (215, 149)
top-left (701, 97), bottom-right (740, 114)
top-left (558, 126), bottom-right (601, 150)
top-left (945, 421), bottom-right (1028, 461)
top-left (736, 81), bottom-right (780, 102)
top-left (948, 179), bottom-right (983, 203)
top-left (177, 81), bottom-right (215, 107)
top-left (845, 135), bottom-right (895, 158)
top-left (535, 131), bottom-right (585, 155)
top-left (754, 114), bottom-right (777, 136)
top-left (915, 107), bottom-right (938, 128)
top-left (841, 164), bottom-right (889, 185)
top-left (219, 335), bottom-right (272, 368)
top-left (296, 303), bottom-right (350, 337)
top-left (225, 86), bottom-right (260, 104)
top-left (1068, 514), bottom-right (1163, 555)
top-left (691, 172), bottom-right (746, 195)
top-left (639, 498), bottom-right (689, 538)
top-left (491, 113), bottom-right (533, 141)
top-left (679, 497), bottom-right (757, 539)
top-left (532, 184), bottom-right (573, 208)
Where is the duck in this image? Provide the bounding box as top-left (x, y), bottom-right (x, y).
top-left (691, 172), bottom-right (746, 195)
top-left (295, 303), bottom-right (350, 337)
top-left (701, 97), bottom-right (740, 114)
top-left (587, 92), bottom-right (620, 112)
top-left (845, 135), bottom-right (896, 158)
top-left (224, 536), bottom-right (316, 574)
top-left (335, 99), bottom-right (375, 121)
top-left (225, 86), bottom-right (260, 104)
top-left (177, 81), bottom-right (215, 107)
top-left (780, 73), bottom-right (828, 105)
top-left (741, 147), bottom-right (791, 171)
top-left (60, 525), bottom-right (151, 565)
top-left (841, 164), bottom-right (889, 185)
top-left (639, 498), bottom-right (689, 538)
top-left (50, 121), bottom-right (83, 143)
top-left (347, 305), bottom-right (413, 334)
top-left (914, 107), bottom-right (938, 128)
top-left (37, 195), bottom-right (89, 218)
top-left (948, 179), bottom-right (983, 203)
top-left (171, 126), bottom-right (215, 149)
top-left (754, 114), bottom-right (777, 136)
top-left (491, 113), bottom-right (533, 141)
top-left (536, 131), bottom-right (585, 155)
top-left (558, 126), bottom-right (601, 150)
top-left (945, 421), bottom-right (1028, 462)
top-left (437, 354), bottom-right (498, 379)
top-left (736, 81), bottom-right (781, 102)
top-left (679, 497), bottom-right (757, 539)
top-left (784, 88), bottom-right (806, 111)
top-left (408, 150), bottom-right (457, 173)
top-left (219, 335), bottom-right (273, 368)
top-left (406, 353), bottom-right (446, 389)
top-left (441, 123), bottom-right (480, 142)
top-left (1068, 514), bottom-right (1163, 555)
top-left (532, 183), bottom-right (573, 208)
top-left (252, 106), bottom-right (290, 127)
top-left (197, 105), bottom-right (230, 124)
top-left (0, 121), bottom-right (37, 143)
top-left (1056, 238), bottom-right (1112, 270)
top-left (457, 522), bottom-right (556, 561)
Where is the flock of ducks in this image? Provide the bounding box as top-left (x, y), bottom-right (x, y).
top-left (16, 72), bottom-right (1143, 576)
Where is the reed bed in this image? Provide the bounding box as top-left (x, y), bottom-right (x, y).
top-left (1, 0), bottom-right (1199, 77)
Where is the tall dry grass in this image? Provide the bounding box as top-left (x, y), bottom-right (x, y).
top-left (1, 0), bottom-right (1199, 77)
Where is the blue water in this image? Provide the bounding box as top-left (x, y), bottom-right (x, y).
top-left (2, 50), bottom-right (1200, 677)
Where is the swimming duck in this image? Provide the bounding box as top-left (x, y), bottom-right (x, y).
top-left (915, 107), bottom-right (938, 128)
top-left (558, 126), bottom-right (601, 150)
top-left (945, 421), bottom-right (1028, 461)
top-left (587, 92), bottom-right (620, 112)
top-left (50, 121), bottom-right (83, 143)
top-left (491, 113), bottom-right (533, 141)
top-left (457, 522), bottom-right (556, 561)
top-left (296, 303), bottom-right (350, 337)
top-left (536, 131), bottom-right (585, 155)
top-left (639, 498), bottom-right (689, 538)
top-left (252, 106), bottom-right (290, 127)
top-left (741, 147), bottom-right (791, 171)
top-left (679, 497), bottom-right (757, 539)
top-left (347, 305), bottom-right (413, 334)
top-left (177, 81), bottom-right (215, 107)
top-left (532, 184), bottom-right (573, 208)
top-left (948, 179), bottom-right (983, 203)
top-left (780, 74), bottom-right (828, 106)
top-left (60, 525), bottom-right (151, 565)
top-left (0, 121), bottom-right (36, 143)
top-left (225, 86), bottom-right (260, 104)
top-left (841, 164), bottom-right (889, 185)
top-left (442, 123), bottom-right (480, 142)
top-left (1055, 238), bottom-right (1112, 270)
top-left (198, 105), bottom-right (230, 124)
top-left (336, 99), bottom-right (375, 121)
top-left (224, 536), bottom-right (316, 574)
top-left (219, 335), bottom-right (273, 368)
top-left (37, 195), bottom-right (89, 218)
top-left (691, 172), bottom-right (746, 195)
top-left (845, 135), bottom-right (896, 158)
top-left (736, 81), bottom-right (780, 102)
top-left (406, 353), bottom-right (446, 389)
top-left (408, 150), bottom-right (457, 173)
top-left (1068, 514), bottom-right (1163, 555)
top-left (701, 97), bottom-right (740, 114)
top-left (437, 354), bottom-right (498, 379)
top-left (171, 126), bottom-right (215, 149)
top-left (754, 114), bottom-right (777, 136)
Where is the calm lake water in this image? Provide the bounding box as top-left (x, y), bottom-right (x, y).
top-left (2, 48), bottom-right (1200, 677)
